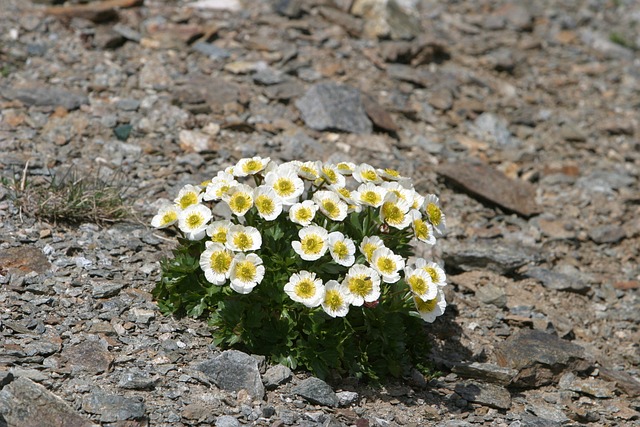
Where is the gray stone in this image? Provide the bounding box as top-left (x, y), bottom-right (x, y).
top-left (130, 307), bottom-right (156, 324)
top-left (118, 369), bottom-right (159, 390)
top-left (451, 362), bottom-right (517, 385)
top-left (295, 82), bottom-right (372, 134)
top-left (476, 283), bottom-right (507, 308)
top-left (523, 266), bottom-right (590, 294)
top-left (91, 280), bottom-right (125, 298)
top-left (63, 341), bottom-right (113, 374)
top-left (598, 366), bottom-right (640, 397)
top-left (253, 68), bottom-right (286, 86)
top-left (588, 224), bottom-right (626, 244)
top-left (115, 98), bottom-right (141, 111)
top-left (442, 239), bottom-right (540, 275)
top-left (0, 84), bottom-right (88, 110)
top-left (336, 390), bottom-right (359, 406)
top-left (526, 403), bottom-right (570, 424)
top-left (558, 372), bottom-right (616, 398)
top-left (0, 376), bottom-right (95, 427)
top-left (197, 350), bottom-right (265, 399)
top-left (472, 113), bottom-right (520, 148)
top-left (519, 413), bottom-right (562, 427)
top-left (216, 415), bottom-right (241, 427)
top-left (495, 329), bottom-right (592, 388)
top-left (262, 364), bottom-right (292, 390)
top-left (292, 377), bottom-right (339, 407)
top-left (454, 380), bottom-right (512, 410)
top-left (82, 390), bottom-right (146, 422)
top-left (274, 0), bottom-right (303, 18)
top-left (192, 42), bottom-right (231, 60)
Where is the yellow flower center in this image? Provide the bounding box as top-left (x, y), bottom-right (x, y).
top-left (337, 163), bottom-right (352, 172)
top-left (362, 170), bottom-right (378, 181)
top-left (337, 188), bottom-right (351, 199)
top-left (233, 233), bottom-right (253, 251)
top-left (322, 200), bottom-right (339, 218)
top-left (408, 275), bottom-right (428, 295)
top-left (348, 276), bottom-right (372, 297)
top-left (415, 297), bottom-right (437, 313)
top-left (186, 213), bottom-right (204, 229)
top-left (216, 185), bottom-right (231, 198)
top-left (322, 167), bottom-right (338, 183)
top-left (300, 166), bottom-right (318, 178)
top-left (384, 168), bottom-right (400, 177)
top-left (161, 211), bottom-right (177, 226)
top-left (243, 160), bottom-right (261, 173)
top-left (212, 229), bottom-right (227, 244)
top-left (256, 195), bottom-right (274, 215)
top-left (229, 193), bottom-right (251, 212)
top-left (235, 260), bottom-right (256, 282)
top-left (362, 243), bottom-right (377, 261)
top-left (424, 266), bottom-right (439, 282)
top-left (414, 219), bottom-right (429, 239)
top-left (302, 235), bottom-right (324, 255)
top-left (295, 208), bottom-right (312, 222)
top-left (426, 203), bottom-right (442, 226)
top-left (274, 178), bottom-right (295, 197)
top-left (376, 257), bottom-right (396, 274)
top-left (294, 279), bottom-right (315, 299)
top-left (382, 202), bottom-right (404, 225)
top-left (324, 289), bottom-right (344, 311)
top-left (179, 192), bottom-right (198, 209)
top-left (362, 191), bottom-right (381, 205)
top-left (333, 241), bottom-right (348, 259)
top-left (210, 251), bottom-right (232, 273)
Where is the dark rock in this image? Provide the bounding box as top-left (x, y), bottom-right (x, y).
top-left (475, 283), bottom-right (507, 308)
top-left (526, 403), bottom-right (570, 424)
top-left (192, 42), bottom-right (231, 60)
top-left (274, 0), bottom-right (303, 18)
top-left (63, 341), bottom-right (114, 374)
top-left (453, 380), bottom-right (511, 410)
top-left (82, 390), bottom-right (146, 422)
top-left (0, 376), bottom-right (94, 427)
top-left (442, 239), bottom-right (540, 275)
top-left (495, 329), bottom-right (592, 388)
top-left (115, 98), bottom-right (140, 111)
top-left (197, 350), bottom-right (265, 399)
top-left (519, 413), bottom-right (562, 427)
top-left (112, 23), bottom-right (141, 42)
top-left (598, 367), bottom-right (640, 397)
top-left (292, 377), bottom-right (339, 407)
top-left (253, 68), bottom-right (286, 86)
top-left (262, 364), bottom-right (292, 390)
top-left (91, 280), bottom-right (125, 298)
top-left (295, 82), bottom-right (372, 134)
top-left (558, 372), bottom-right (615, 398)
top-left (0, 83), bottom-right (88, 110)
top-left (451, 362), bottom-right (517, 385)
top-left (0, 245), bottom-right (52, 276)
top-left (386, 64), bottom-right (435, 87)
top-left (118, 369), bottom-right (159, 390)
top-left (438, 161), bottom-right (541, 217)
top-left (263, 81), bottom-right (304, 101)
top-left (362, 94), bottom-right (399, 133)
top-left (523, 266), bottom-right (590, 294)
top-left (588, 224), bottom-right (626, 244)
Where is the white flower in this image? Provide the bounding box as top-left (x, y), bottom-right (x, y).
top-left (381, 181), bottom-right (414, 204)
top-left (413, 289), bottom-right (446, 323)
top-left (199, 242), bottom-right (234, 285)
top-left (359, 236), bottom-right (386, 263)
top-left (292, 225), bottom-right (329, 261)
top-left (411, 191), bottom-right (425, 211)
top-left (327, 232), bottom-right (356, 267)
top-left (297, 161), bottom-right (321, 181)
top-left (203, 171), bottom-right (237, 201)
top-left (320, 163), bottom-right (346, 188)
top-left (289, 200), bottom-right (318, 226)
top-left (343, 264), bottom-right (380, 306)
top-left (206, 220), bottom-right (233, 244)
top-left (284, 271), bottom-right (325, 308)
top-left (410, 210), bottom-right (436, 245)
top-left (403, 266), bottom-right (437, 302)
top-left (321, 280), bottom-right (353, 318)
top-left (423, 194), bottom-right (446, 236)
top-left (177, 204), bottom-right (212, 240)
top-left (174, 184), bottom-right (203, 210)
top-left (222, 184), bottom-right (254, 217)
top-left (370, 247), bottom-right (405, 283)
top-left (353, 183), bottom-right (387, 208)
top-left (265, 166), bottom-right (304, 205)
top-left (233, 156), bottom-right (270, 177)
top-left (313, 190), bottom-right (348, 221)
top-left (380, 192), bottom-right (412, 230)
top-left (254, 185), bottom-right (283, 221)
top-left (377, 167), bottom-right (407, 182)
top-left (229, 253), bottom-right (265, 294)
top-left (226, 225), bottom-right (262, 252)
top-left (151, 204), bottom-right (179, 228)
top-left (336, 162), bottom-right (356, 175)
top-left (353, 163), bottom-right (382, 184)
top-left (414, 258), bottom-right (447, 287)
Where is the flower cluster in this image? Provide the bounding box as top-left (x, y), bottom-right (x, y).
top-left (152, 157), bottom-right (448, 323)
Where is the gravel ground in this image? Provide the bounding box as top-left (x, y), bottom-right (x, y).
top-left (1, 0), bottom-right (639, 426)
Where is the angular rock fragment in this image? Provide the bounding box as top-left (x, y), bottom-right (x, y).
top-left (296, 83), bottom-right (372, 134)
top-left (495, 329), bottom-right (592, 388)
top-left (63, 341), bottom-right (114, 374)
top-left (523, 266), bottom-right (590, 294)
top-left (292, 377), bottom-right (339, 407)
top-left (454, 380), bottom-right (512, 410)
top-left (82, 390), bottom-right (146, 423)
top-left (0, 376), bottom-right (95, 427)
top-left (442, 239), bottom-right (540, 275)
top-left (451, 362), bottom-right (517, 386)
top-left (438, 160), bottom-right (541, 217)
top-left (197, 350), bottom-right (265, 399)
